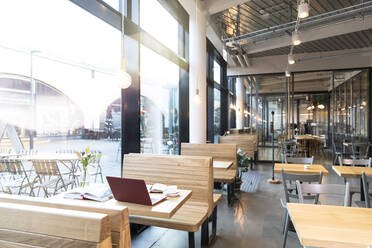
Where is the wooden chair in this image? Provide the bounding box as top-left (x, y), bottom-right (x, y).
top-left (285, 156), bottom-right (314, 164)
top-left (0, 193), bottom-right (131, 247)
top-left (281, 170), bottom-right (323, 248)
top-left (0, 201), bottom-right (112, 247)
top-left (362, 172), bottom-right (372, 208)
top-left (123, 154), bottom-right (214, 248)
top-left (181, 143), bottom-right (235, 205)
top-left (0, 159), bottom-right (35, 196)
top-left (32, 159), bottom-right (74, 197)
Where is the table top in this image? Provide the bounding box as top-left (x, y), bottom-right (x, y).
top-left (287, 203), bottom-right (372, 248)
top-left (55, 187), bottom-right (192, 219)
top-left (213, 160), bottom-right (233, 169)
top-left (332, 166), bottom-right (372, 178)
top-left (343, 142), bottom-right (371, 147)
top-left (18, 153), bottom-right (79, 161)
top-left (274, 163), bottom-right (329, 176)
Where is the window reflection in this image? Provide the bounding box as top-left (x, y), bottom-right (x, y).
top-left (140, 45), bottom-right (179, 154)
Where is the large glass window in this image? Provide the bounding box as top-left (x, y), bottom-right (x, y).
top-left (140, 45), bottom-right (179, 154)
top-left (0, 0), bottom-right (122, 178)
top-left (214, 88), bottom-right (221, 143)
top-left (140, 0), bottom-right (178, 53)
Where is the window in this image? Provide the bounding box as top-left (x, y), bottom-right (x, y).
top-left (213, 60), bottom-right (221, 84)
top-left (140, 0), bottom-right (178, 53)
top-left (0, 0), bottom-right (122, 178)
top-left (140, 45), bottom-right (179, 154)
top-left (214, 88), bottom-right (221, 143)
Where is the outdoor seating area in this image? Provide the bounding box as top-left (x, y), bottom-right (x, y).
top-left (2, 0), bottom-right (372, 247)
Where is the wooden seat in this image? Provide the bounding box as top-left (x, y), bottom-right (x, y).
top-left (0, 193), bottom-right (131, 248)
top-left (181, 143), bottom-right (237, 206)
top-left (218, 134), bottom-right (258, 160)
top-left (123, 154), bottom-right (215, 248)
top-left (0, 201), bottom-right (112, 247)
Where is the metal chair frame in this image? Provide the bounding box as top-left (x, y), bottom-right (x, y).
top-left (285, 156), bottom-right (314, 164)
top-left (362, 172), bottom-right (372, 208)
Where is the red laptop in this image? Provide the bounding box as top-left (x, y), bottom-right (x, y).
top-left (106, 176), bottom-right (166, 206)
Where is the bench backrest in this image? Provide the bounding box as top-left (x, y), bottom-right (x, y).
top-left (123, 154), bottom-right (213, 208)
top-left (218, 134), bottom-right (258, 157)
top-left (0, 201), bottom-right (112, 248)
top-left (0, 193), bottom-right (130, 248)
top-left (180, 143), bottom-right (237, 170)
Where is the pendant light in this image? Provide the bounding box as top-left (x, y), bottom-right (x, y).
top-left (292, 30), bottom-right (301, 46)
top-left (193, 0), bottom-right (201, 104)
top-left (117, 0), bottom-right (132, 89)
top-left (298, 0), bottom-right (309, 19)
top-left (285, 70), bottom-right (291, 77)
top-left (288, 54), bottom-right (295, 65)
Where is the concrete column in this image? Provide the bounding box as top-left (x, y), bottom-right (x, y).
top-left (236, 77), bottom-right (245, 129)
top-left (180, 0), bottom-right (207, 143)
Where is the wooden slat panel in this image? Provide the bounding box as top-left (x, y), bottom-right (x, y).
top-left (0, 194), bottom-right (130, 248)
top-left (181, 143), bottom-right (237, 169)
top-left (123, 154), bottom-right (213, 217)
top-left (0, 202), bottom-right (112, 247)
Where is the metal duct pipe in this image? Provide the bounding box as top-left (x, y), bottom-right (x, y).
top-left (225, 1), bottom-right (372, 45)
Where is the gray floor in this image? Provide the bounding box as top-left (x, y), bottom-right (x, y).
top-left (132, 158), bottom-right (362, 248)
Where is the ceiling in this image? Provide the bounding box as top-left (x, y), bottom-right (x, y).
top-left (209, 0), bottom-right (372, 62)
top-left (248, 29), bottom-right (372, 58)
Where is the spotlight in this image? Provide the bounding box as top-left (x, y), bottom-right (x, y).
top-left (292, 30), bottom-right (301, 46)
top-left (288, 54), bottom-right (295, 65)
top-left (317, 104), bottom-right (325, 110)
top-left (298, 0), bottom-right (309, 19)
top-left (285, 70), bottom-right (291, 77)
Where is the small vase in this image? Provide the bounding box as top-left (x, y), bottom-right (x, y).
top-left (80, 168), bottom-right (90, 187)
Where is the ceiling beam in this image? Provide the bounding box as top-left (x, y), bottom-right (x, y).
top-left (204, 0), bottom-right (249, 15)
top-left (244, 15), bottom-right (372, 55)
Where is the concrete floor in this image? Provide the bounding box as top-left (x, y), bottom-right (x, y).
top-left (132, 159), bottom-right (362, 248)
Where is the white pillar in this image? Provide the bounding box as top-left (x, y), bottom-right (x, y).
top-left (236, 77), bottom-right (245, 129)
top-left (180, 0), bottom-right (207, 143)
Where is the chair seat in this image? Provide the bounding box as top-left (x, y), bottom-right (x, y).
top-left (130, 202), bottom-right (209, 232)
top-left (34, 177), bottom-right (74, 188)
top-left (214, 169), bottom-right (236, 183)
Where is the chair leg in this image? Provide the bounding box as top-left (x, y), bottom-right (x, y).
top-left (201, 218), bottom-right (209, 247)
top-left (211, 206), bottom-right (217, 241)
top-left (283, 211), bottom-right (290, 248)
top-left (227, 183), bottom-right (232, 206)
top-left (188, 232), bottom-right (195, 248)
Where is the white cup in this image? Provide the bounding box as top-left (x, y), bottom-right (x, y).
top-left (304, 165), bottom-right (310, 170)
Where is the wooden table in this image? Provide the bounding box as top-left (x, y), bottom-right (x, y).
top-left (287, 203), bottom-right (372, 248)
top-left (333, 166), bottom-right (372, 201)
top-left (213, 160), bottom-right (233, 169)
top-left (54, 187), bottom-right (192, 219)
top-left (274, 163), bottom-right (329, 176)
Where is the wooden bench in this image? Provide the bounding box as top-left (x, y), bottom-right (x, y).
top-left (123, 153), bottom-right (216, 248)
top-left (181, 143), bottom-right (237, 205)
top-left (0, 193), bottom-right (131, 248)
top-left (219, 133), bottom-right (258, 168)
top-left (0, 201), bottom-right (112, 247)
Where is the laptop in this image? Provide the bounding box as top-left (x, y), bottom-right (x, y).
top-left (106, 176), bottom-right (167, 206)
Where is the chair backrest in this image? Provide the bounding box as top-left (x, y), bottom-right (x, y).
top-left (362, 172), bottom-right (372, 208)
top-left (123, 154), bottom-right (213, 210)
top-left (32, 159), bottom-right (59, 176)
top-left (339, 157), bottom-right (372, 167)
top-left (0, 159), bottom-right (25, 175)
top-left (296, 180), bottom-right (350, 207)
top-left (181, 143), bottom-right (237, 169)
top-left (218, 134), bottom-right (258, 157)
top-left (0, 193), bottom-right (130, 248)
top-left (281, 170), bottom-right (323, 203)
top-left (285, 156), bottom-right (314, 164)
top-left (0, 201), bottom-right (112, 247)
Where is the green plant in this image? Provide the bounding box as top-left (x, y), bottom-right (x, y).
top-left (237, 149), bottom-right (250, 172)
top-left (76, 147), bottom-right (101, 187)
